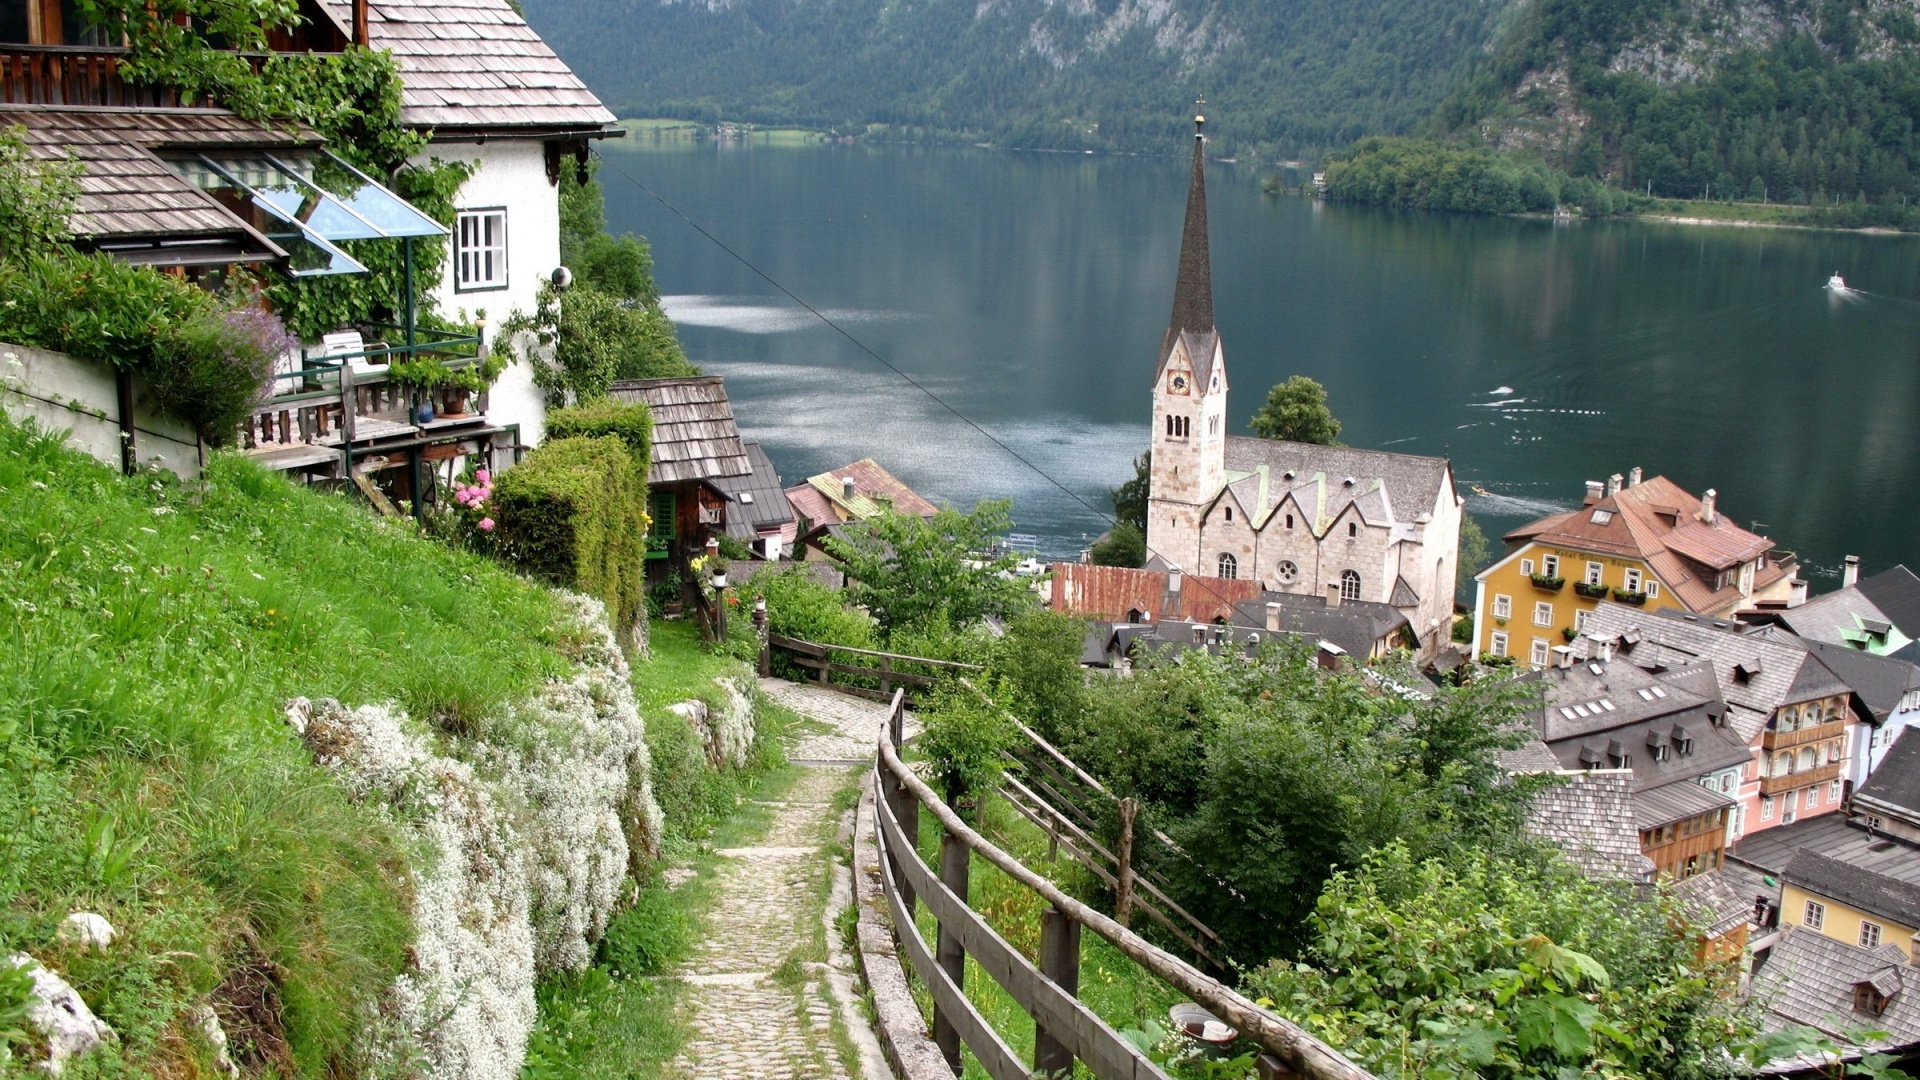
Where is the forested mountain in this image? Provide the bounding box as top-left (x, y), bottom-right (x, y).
top-left (1433, 0), bottom-right (1920, 205)
top-left (517, 0), bottom-right (1522, 158)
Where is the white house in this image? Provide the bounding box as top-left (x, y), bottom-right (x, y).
top-left (1143, 113), bottom-right (1463, 656)
top-left (323, 0), bottom-right (621, 448)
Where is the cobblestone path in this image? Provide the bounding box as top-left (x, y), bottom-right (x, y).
top-left (664, 682), bottom-right (901, 1080)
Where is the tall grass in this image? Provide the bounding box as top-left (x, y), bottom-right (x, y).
top-left (0, 416), bottom-right (571, 1075)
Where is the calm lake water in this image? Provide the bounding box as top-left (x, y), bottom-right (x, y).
top-left (598, 136), bottom-right (1920, 582)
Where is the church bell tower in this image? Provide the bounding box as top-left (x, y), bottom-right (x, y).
top-left (1145, 103), bottom-right (1228, 571)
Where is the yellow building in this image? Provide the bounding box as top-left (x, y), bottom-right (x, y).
top-left (1472, 470), bottom-right (1801, 666)
top-left (1781, 859), bottom-right (1920, 958)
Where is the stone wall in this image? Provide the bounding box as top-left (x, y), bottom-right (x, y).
top-left (1, 342), bottom-right (205, 479)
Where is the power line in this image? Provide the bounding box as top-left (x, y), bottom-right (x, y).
top-left (595, 150), bottom-right (1173, 562)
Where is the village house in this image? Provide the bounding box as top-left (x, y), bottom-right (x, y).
top-left (1748, 925), bottom-right (1920, 1066)
top-left (1732, 810), bottom-right (1920, 964)
top-left (1579, 604), bottom-right (1862, 840)
top-left (1772, 561), bottom-right (1920, 657)
top-left (606, 376), bottom-right (753, 584)
top-left (785, 458), bottom-right (938, 560)
top-left (713, 442), bottom-right (795, 561)
top-left (1854, 730), bottom-right (1920, 844)
top-left (1141, 113), bottom-right (1462, 658)
top-left (1476, 471), bottom-right (1802, 668)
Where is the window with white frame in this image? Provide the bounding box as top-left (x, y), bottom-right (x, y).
top-left (1804, 900), bottom-right (1824, 929)
top-left (1624, 567), bottom-right (1643, 592)
top-left (1530, 639), bottom-right (1550, 667)
top-left (1585, 561), bottom-right (1604, 585)
top-left (1831, 780), bottom-right (1844, 803)
top-left (1493, 594), bottom-right (1512, 620)
top-left (1645, 581), bottom-right (1660, 599)
top-left (1521, 558), bottom-right (1535, 576)
top-left (1490, 631), bottom-right (1509, 657)
top-left (1762, 796), bottom-right (1774, 820)
top-left (1533, 601), bottom-right (1554, 627)
top-left (1574, 609), bottom-right (1590, 633)
top-left (1340, 570), bottom-right (1361, 602)
top-left (455, 208), bottom-right (508, 292)
top-left (1542, 554), bottom-right (1560, 578)
top-left (1862, 921), bottom-right (1883, 948)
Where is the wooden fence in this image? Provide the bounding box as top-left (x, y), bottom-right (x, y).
top-left (874, 690), bottom-right (1375, 1080)
top-left (764, 634), bottom-right (982, 701)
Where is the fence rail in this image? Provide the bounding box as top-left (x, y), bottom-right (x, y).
top-left (874, 690), bottom-right (1375, 1080)
top-left (765, 634), bottom-right (982, 701)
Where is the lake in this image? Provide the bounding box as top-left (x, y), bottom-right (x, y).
top-left (597, 134), bottom-right (1920, 583)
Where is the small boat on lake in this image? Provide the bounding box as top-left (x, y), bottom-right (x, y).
top-left (1828, 272), bottom-right (1850, 292)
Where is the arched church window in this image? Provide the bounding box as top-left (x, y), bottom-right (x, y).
top-left (1341, 570), bottom-right (1362, 602)
top-left (1225, 506), bottom-right (1233, 522)
top-left (1218, 553), bottom-right (1238, 579)
top-left (1286, 514), bottom-right (1294, 529)
top-left (1348, 522), bottom-right (1358, 538)
top-left (1275, 560), bottom-right (1299, 585)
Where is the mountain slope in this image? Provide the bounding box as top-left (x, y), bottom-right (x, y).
top-left (519, 0), bottom-right (1524, 157)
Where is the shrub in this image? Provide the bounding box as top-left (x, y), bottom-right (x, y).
top-left (494, 436), bottom-right (649, 645)
top-left (144, 304), bottom-right (291, 443)
top-left (545, 398), bottom-right (654, 467)
top-left (598, 881), bottom-right (694, 977)
top-left (0, 124), bottom-right (80, 259)
top-left (501, 282), bottom-right (695, 405)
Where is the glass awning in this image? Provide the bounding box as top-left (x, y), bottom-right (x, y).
top-left (174, 151), bottom-right (449, 277)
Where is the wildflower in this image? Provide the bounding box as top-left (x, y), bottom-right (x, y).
top-left (478, 517), bottom-right (495, 532)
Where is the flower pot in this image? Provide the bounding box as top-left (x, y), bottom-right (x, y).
top-left (415, 399), bottom-right (435, 425)
top-left (440, 387), bottom-right (473, 417)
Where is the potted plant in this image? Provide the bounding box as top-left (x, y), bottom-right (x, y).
top-left (1562, 626), bottom-right (1579, 642)
top-left (1529, 573), bottom-right (1566, 592)
top-left (1612, 587), bottom-right (1649, 606)
top-left (1574, 581), bottom-right (1611, 599)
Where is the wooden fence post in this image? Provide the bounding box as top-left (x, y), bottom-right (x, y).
top-left (887, 696), bottom-right (918, 916)
top-left (1033, 905), bottom-right (1081, 1078)
top-left (933, 828), bottom-right (970, 1073)
top-left (1116, 797), bottom-right (1137, 930)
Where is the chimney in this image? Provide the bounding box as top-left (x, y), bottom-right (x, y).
top-left (1790, 579), bottom-right (1809, 608)
top-left (1606, 473), bottom-right (1624, 498)
top-left (1557, 646), bottom-right (1576, 669)
top-left (841, 476), bottom-right (856, 501)
top-left (1265, 601), bottom-right (1281, 632)
top-left (1326, 581), bottom-right (1342, 608)
top-left (1844, 555), bottom-right (1861, 588)
top-left (1584, 480), bottom-right (1604, 504)
top-left (1701, 488), bottom-right (1718, 525)
top-left (352, 0), bottom-right (370, 46)
top-left (1628, 466), bottom-right (1643, 488)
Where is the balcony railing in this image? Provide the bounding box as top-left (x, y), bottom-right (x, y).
top-left (1762, 718), bottom-right (1846, 752)
top-left (2, 45), bottom-right (170, 108)
top-left (1759, 761), bottom-right (1842, 798)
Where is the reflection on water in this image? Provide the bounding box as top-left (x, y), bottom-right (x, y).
top-left (600, 138), bottom-right (1920, 574)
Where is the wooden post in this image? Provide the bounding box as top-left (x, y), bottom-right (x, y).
top-left (1116, 797), bottom-right (1137, 929)
top-left (880, 655), bottom-right (893, 699)
top-left (933, 829), bottom-right (969, 1074)
top-left (1034, 905), bottom-right (1081, 1078)
top-left (114, 368), bottom-right (137, 475)
top-left (885, 696), bottom-right (918, 915)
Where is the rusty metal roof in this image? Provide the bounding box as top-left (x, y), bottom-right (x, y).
top-left (607, 376), bottom-right (751, 486)
top-left (318, 0), bottom-right (615, 131)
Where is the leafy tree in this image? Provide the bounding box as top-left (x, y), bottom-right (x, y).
top-left (919, 677), bottom-right (1017, 807)
top-left (1457, 511), bottom-right (1492, 599)
top-left (1246, 844), bottom-right (1752, 1080)
top-left (0, 126), bottom-right (79, 259)
top-left (560, 162), bottom-right (662, 304)
top-left (500, 282), bottom-right (693, 405)
top-left (1112, 452), bottom-right (1150, 533)
top-left (825, 500), bottom-right (1036, 636)
top-left (1089, 521), bottom-right (1146, 568)
top-left (1249, 375), bottom-right (1341, 445)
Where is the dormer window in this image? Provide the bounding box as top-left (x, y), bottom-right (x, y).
top-left (1856, 984), bottom-right (1890, 1017)
top-left (1591, 509), bottom-right (1613, 524)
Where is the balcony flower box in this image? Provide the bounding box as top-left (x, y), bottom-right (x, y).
top-left (1612, 588), bottom-right (1649, 606)
top-left (1574, 582), bottom-right (1611, 599)
top-left (1530, 574), bottom-right (1566, 592)
top-left (1562, 626), bottom-right (1579, 643)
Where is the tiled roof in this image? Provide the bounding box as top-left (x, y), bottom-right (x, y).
top-left (607, 376), bottom-right (751, 485)
top-left (1503, 476), bottom-right (1791, 613)
top-left (1220, 438), bottom-right (1452, 529)
top-left (1229, 594), bottom-right (1410, 659)
top-left (1778, 586), bottom-right (1906, 652)
top-left (1525, 771), bottom-right (1657, 882)
top-left (318, 0), bottom-right (616, 130)
top-left (1784, 848), bottom-right (1920, 927)
top-left (1050, 563), bottom-right (1261, 625)
top-left (1795, 639), bottom-right (1920, 724)
top-left (713, 441), bottom-right (793, 538)
top-left (1856, 729), bottom-right (1920, 823)
top-left (1860, 566), bottom-right (1920, 641)
top-left (1633, 780), bottom-right (1734, 830)
top-left (0, 107), bottom-right (313, 248)
top-left (1672, 870), bottom-right (1758, 939)
top-left (1751, 927), bottom-right (1920, 1052)
top-left (785, 459), bottom-right (938, 532)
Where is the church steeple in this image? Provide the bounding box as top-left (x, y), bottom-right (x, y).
top-left (1168, 102), bottom-right (1213, 340)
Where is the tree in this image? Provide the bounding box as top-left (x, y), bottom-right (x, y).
top-left (0, 125), bottom-right (79, 259)
top-left (1250, 376), bottom-right (1341, 444)
top-left (1089, 521), bottom-right (1145, 568)
top-left (1246, 845), bottom-right (1751, 1080)
top-left (1111, 452), bottom-right (1150, 533)
top-left (825, 500), bottom-right (1036, 635)
top-left (1456, 512), bottom-right (1492, 599)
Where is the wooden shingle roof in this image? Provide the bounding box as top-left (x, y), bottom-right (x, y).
top-left (607, 376), bottom-right (751, 486)
top-left (318, 0), bottom-right (615, 131)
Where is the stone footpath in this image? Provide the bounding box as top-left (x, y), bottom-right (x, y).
top-left (663, 682), bottom-right (904, 1080)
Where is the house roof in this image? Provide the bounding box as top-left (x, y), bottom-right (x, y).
top-left (607, 376), bottom-right (751, 485)
top-left (784, 458), bottom-right (938, 534)
top-left (1219, 439), bottom-right (1452, 531)
top-left (713, 441), bottom-right (793, 539)
top-left (1672, 870), bottom-right (1759, 939)
top-left (1157, 125), bottom-right (1215, 384)
top-left (1856, 728), bottom-right (1920, 823)
top-left (1784, 848), bottom-right (1920, 928)
top-left (1526, 659), bottom-right (1752, 793)
top-left (0, 107), bottom-right (310, 259)
top-left (1795, 639), bottom-right (1920, 724)
top-left (1229, 594), bottom-right (1411, 659)
top-left (1751, 927), bottom-right (1920, 1053)
top-left (1049, 563), bottom-right (1262, 626)
top-left (1778, 586), bottom-right (1907, 652)
top-left (1859, 566), bottom-right (1920, 640)
top-left (1578, 603), bottom-right (1853, 739)
top-left (1525, 771), bottom-right (1658, 882)
top-left (1729, 815), bottom-right (1920, 921)
top-left (318, 0), bottom-right (616, 131)
top-left (1633, 780), bottom-right (1734, 830)
top-left (1502, 476), bottom-right (1791, 613)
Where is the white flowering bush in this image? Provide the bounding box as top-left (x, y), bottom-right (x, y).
top-left (706, 675), bottom-right (759, 770)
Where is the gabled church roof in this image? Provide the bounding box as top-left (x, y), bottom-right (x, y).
top-left (1156, 109), bottom-right (1219, 389)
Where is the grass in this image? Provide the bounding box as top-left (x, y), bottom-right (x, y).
top-left (904, 792), bottom-right (1185, 1080)
top-left (1635, 197), bottom-right (1917, 231)
top-left (0, 416), bottom-right (575, 1076)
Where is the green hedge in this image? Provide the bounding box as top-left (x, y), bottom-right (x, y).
top-left (545, 398), bottom-right (654, 466)
top-left (494, 435), bottom-right (648, 643)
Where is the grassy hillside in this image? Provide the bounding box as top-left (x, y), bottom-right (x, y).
top-left (520, 0), bottom-right (1524, 158)
top-left (0, 415), bottom-right (572, 1075)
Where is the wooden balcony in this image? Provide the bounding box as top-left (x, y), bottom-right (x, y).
top-left (1, 46), bottom-right (179, 108)
top-left (1759, 761), bottom-right (1842, 798)
top-left (1763, 718), bottom-right (1846, 752)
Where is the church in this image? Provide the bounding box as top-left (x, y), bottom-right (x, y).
top-left (1143, 110), bottom-right (1464, 651)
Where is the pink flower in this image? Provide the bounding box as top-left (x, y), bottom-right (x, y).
top-left (478, 517), bottom-right (495, 532)
top-left (475, 469), bottom-right (491, 485)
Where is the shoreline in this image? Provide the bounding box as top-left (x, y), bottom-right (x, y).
top-left (1633, 212), bottom-right (1912, 237)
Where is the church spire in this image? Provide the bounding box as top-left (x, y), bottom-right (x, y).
top-left (1168, 101), bottom-right (1213, 339)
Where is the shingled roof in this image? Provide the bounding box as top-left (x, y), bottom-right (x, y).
top-left (1859, 566), bottom-right (1920, 641)
top-left (318, 0), bottom-right (616, 131)
top-left (0, 107), bottom-right (312, 258)
top-left (713, 441), bottom-right (794, 540)
top-left (1672, 870), bottom-right (1757, 939)
top-left (1785, 848), bottom-right (1920, 927)
top-left (1218, 440), bottom-right (1454, 530)
top-left (1525, 771), bottom-right (1657, 882)
top-left (1752, 927), bottom-right (1920, 1054)
top-left (1856, 728), bottom-right (1920, 824)
top-left (607, 376), bottom-right (751, 485)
